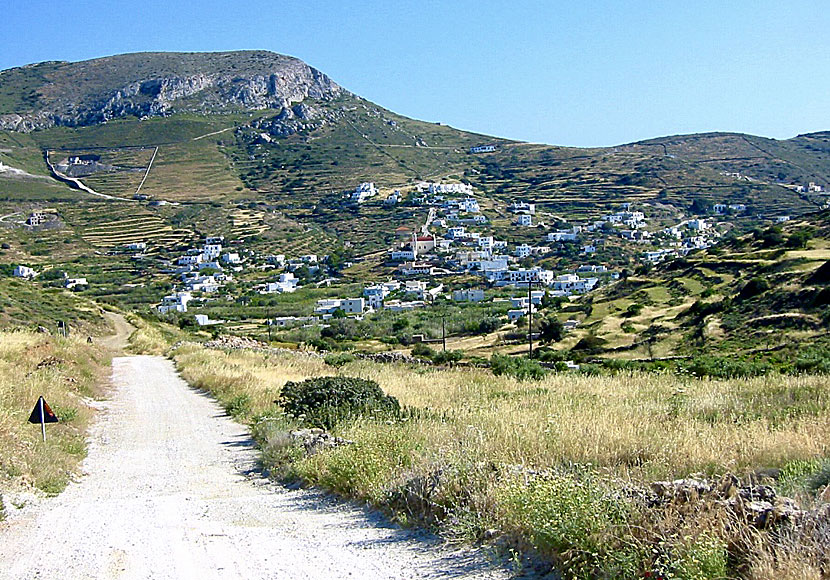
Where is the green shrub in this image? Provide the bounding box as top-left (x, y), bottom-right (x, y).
top-left (225, 393), bottom-right (251, 418)
top-left (411, 343), bottom-right (436, 359)
top-left (739, 277), bottom-right (770, 299)
top-left (624, 303), bottom-right (644, 317)
top-left (571, 335), bottom-right (608, 354)
top-left (278, 376), bottom-right (400, 429)
top-left (490, 353), bottom-right (547, 381)
top-left (323, 352), bottom-right (356, 367)
top-left (432, 349), bottom-right (463, 365)
top-left (794, 347), bottom-right (830, 374)
top-left (684, 355), bottom-right (772, 378)
top-left (496, 471), bottom-right (641, 579)
top-left (658, 533), bottom-right (728, 580)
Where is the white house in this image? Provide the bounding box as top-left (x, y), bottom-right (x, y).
top-left (688, 219), bottom-right (708, 231)
top-left (363, 284), bottom-right (391, 309)
top-left (186, 275), bottom-right (221, 293)
top-left (125, 242), bottom-right (147, 251)
top-left (203, 243), bottom-right (223, 259)
top-left (427, 182), bottom-right (473, 195)
top-left (314, 297), bottom-right (365, 315)
top-left (470, 145), bottom-right (496, 154)
top-left (65, 277), bottom-right (88, 289)
top-left (515, 244), bottom-right (533, 258)
top-left (390, 248), bottom-right (417, 261)
top-left (383, 300), bottom-right (426, 312)
top-left (547, 231), bottom-right (578, 242)
top-left (178, 254), bottom-right (204, 266)
top-left (460, 198), bottom-right (480, 213)
top-left (516, 214), bottom-right (533, 227)
top-left (446, 226), bottom-right (467, 239)
top-left (507, 309), bottom-right (531, 322)
top-left (13, 265), bottom-right (36, 279)
top-left (553, 274), bottom-right (598, 294)
top-left (489, 267), bottom-right (555, 287)
top-left (194, 314), bottom-right (223, 326)
top-left (261, 272), bottom-right (298, 294)
top-left (453, 289), bottom-right (485, 302)
top-left (221, 253), bottom-right (241, 265)
top-left (643, 249), bottom-right (678, 264)
top-left (577, 264), bottom-right (607, 273)
top-left (508, 202), bottom-right (535, 215)
top-left (158, 291), bottom-right (193, 314)
top-left (581, 245), bottom-right (596, 254)
top-left (352, 182), bottom-right (378, 203)
top-left (399, 262), bottom-right (435, 276)
top-left (775, 215), bottom-right (791, 223)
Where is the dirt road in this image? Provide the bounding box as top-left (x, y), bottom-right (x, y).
top-left (0, 354), bottom-right (511, 579)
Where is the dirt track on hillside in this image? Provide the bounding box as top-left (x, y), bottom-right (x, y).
top-left (0, 355), bottom-right (512, 579)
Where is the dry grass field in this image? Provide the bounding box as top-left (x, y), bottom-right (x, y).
top-left (165, 339), bottom-right (830, 579)
top-left (0, 331), bottom-right (108, 504)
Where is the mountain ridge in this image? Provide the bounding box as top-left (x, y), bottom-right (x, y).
top-left (0, 50), bottom-right (345, 132)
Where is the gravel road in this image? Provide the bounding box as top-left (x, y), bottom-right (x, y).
top-left (0, 355), bottom-right (513, 579)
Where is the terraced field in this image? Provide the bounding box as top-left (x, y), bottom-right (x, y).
top-left (228, 209), bottom-right (270, 239)
top-left (60, 203), bottom-right (194, 249)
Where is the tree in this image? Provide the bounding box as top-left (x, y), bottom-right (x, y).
top-left (539, 316), bottom-right (565, 343)
top-left (689, 198), bottom-right (710, 215)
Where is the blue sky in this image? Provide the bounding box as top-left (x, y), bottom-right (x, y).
top-left (3, 1), bottom-right (828, 147)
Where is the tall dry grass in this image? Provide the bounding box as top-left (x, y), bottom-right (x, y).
top-left (0, 330), bottom-right (108, 501)
top-left (171, 342), bottom-right (830, 578)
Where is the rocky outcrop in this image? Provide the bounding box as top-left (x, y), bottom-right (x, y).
top-left (0, 51), bottom-right (346, 132)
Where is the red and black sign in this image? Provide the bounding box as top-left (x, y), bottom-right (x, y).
top-left (28, 396), bottom-right (59, 424)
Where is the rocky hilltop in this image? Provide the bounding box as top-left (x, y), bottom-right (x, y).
top-left (0, 51), bottom-right (344, 132)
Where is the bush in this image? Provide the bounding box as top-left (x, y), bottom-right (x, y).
top-left (684, 355), bottom-right (772, 378)
top-left (410, 343), bottom-right (435, 359)
top-left (496, 472), bottom-right (641, 579)
top-left (539, 316), bottom-right (564, 343)
top-left (278, 376), bottom-right (400, 429)
top-left (623, 303), bottom-right (643, 317)
top-left (432, 349), bottom-right (463, 365)
top-left (324, 352), bottom-right (356, 368)
top-left (739, 277), bottom-right (770, 299)
top-left (490, 353), bottom-right (547, 381)
top-left (477, 316), bottom-right (501, 334)
top-left (571, 335), bottom-right (608, 355)
top-left (794, 347), bottom-right (830, 374)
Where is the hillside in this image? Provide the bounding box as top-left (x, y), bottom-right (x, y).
top-left (563, 210), bottom-right (830, 369)
top-left (0, 51), bottom-right (828, 343)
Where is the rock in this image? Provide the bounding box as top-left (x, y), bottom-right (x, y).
top-left (716, 473), bottom-right (739, 498)
top-left (651, 478), bottom-right (711, 503)
top-left (771, 498), bottom-right (803, 524)
top-left (745, 500), bottom-right (774, 527)
top-left (739, 484), bottom-right (776, 503)
top-left (289, 428), bottom-right (353, 455)
top-left (0, 51), bottom-right (345, 133)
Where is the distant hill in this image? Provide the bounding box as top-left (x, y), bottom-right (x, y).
top-left (568, 211), bottom-right (830, 364)
top-left (0, 51), bottom-right (826, 254)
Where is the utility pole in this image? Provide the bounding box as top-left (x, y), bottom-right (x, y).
top-left (527, 279), bottom-right (533, 358)
top-left (442, 316), bottom-right (447, 352)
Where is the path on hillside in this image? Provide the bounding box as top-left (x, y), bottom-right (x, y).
top-left (0, 354), bottom-right (512, 579)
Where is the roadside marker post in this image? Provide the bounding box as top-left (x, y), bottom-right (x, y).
top-left (28, 396), bottom-right (58, 442)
